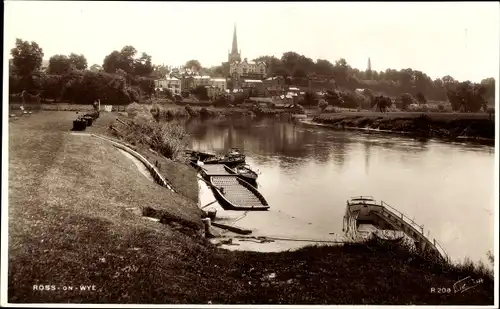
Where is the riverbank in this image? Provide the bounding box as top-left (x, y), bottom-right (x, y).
top-left (310, 112), bottom-right (495, 143)
top-left (7, 110), bottom-right (494, 305)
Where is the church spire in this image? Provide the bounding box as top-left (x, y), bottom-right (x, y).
top-left (231, 23), bottom-right (238, 54)
top-left (367, 57), bottom-right (372, 80)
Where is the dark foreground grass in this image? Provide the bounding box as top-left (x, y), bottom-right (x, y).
top-left (7, 111), bottom-right (494, 304)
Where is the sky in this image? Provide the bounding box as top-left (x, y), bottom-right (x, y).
top-left (4, 1), bottom-right (500, 82)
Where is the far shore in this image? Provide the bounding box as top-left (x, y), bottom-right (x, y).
top-left (8, 101), bottom-right (495, 144)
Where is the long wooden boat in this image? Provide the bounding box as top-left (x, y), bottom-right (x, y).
top-left (232, 164), bottom-right (258, 187)
top-left (197, 148), bottom-right (246, 168)
top-left (343, 196), bottom-right (449, 261)
top-left (198, 163), bottom-right (258, 187)
top-left (209, 175), bottom-right (269, 211)
top-left (185, 149), bottom-right (217, 161)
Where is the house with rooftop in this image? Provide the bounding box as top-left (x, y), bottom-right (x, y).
top-left (155, 76), bottom-right (182, 95)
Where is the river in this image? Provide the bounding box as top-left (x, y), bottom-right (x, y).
top-left (178, 117), bottom-right (495, 264)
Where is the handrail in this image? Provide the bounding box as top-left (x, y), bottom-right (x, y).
top-left (380, 201), bottom-right (424, 233)
top-left (433, 238), bottom-right (450, 262)
top-left (347, 198), bottom-right (449, 261)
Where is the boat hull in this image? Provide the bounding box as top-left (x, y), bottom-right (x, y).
top-left (343, 196), bottom-right (448, 261)
top-left (209, 175), bottom-right (269, 211)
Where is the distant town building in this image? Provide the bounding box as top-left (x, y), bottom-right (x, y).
top-left (155, 76), bottom-right (182, 95)
top-left (210, 78), bottom-right (227, 92)
top-left (230, 58), bottom-right (267, 79)
top-left (192, 76), bottom-right (212, 88)
top-left (241, 79), bottom-right (264, 94)
top-left (263, 76), bottom-right (287, 95)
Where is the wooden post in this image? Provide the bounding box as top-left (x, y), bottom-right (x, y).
top-left (201, 218), bottom-right (214, 238)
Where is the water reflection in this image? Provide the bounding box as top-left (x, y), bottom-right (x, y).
top-left (174, 118), bottom-right (495, 264)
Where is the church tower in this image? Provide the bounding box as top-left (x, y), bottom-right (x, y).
top-left (228, 23), bottom-right (241, 63)
top-left (367, 57), bottom-right (372, 80)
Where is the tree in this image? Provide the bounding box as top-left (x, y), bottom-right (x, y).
top-left (210, 65), bottom-right (225, 77)
top-left (325, 90), bottom-right (343, 106)
top-left (415, 92), bottom-right (427, 105)
top-left (480, 77), bottom-right (495, 105)
top-left (153, 65), bottom-right (170, 79)
top-left (39, 73), bottom-right (63, 102)
top-left (68, 53), bottom-right (88, 70)
top-left (102, 46), bottom-right (136, 74)
top-left (332, 58), bottom-right (350, 86)
top-left (103, 51), bottom-right (122, 74)
top-left (254, 55), bottom-right (281, 76)
top-left (119, 45), bottom-right (137, 74)
top-left (371, 95), bottom-right (392, 113)
top-left (185, 60), bottom-right (202, 73)
top-left (161, 88), bottom-right (173, 99)
top-left (137, 77), bottom-right (155, 98)
top-left (446, 82), bottom-right (487, 113)
top-left (280, 51), bottom-right (302, 77)
top-left (192, 85), bottom-right (209, 101)
top-left (318, 99), bottom-right (328, 112)
top-left (133, 52), bottom-right (153, 76)
top-left (442, 75), bottom-right (457, 88)
top-left (89, 64), bottom-right (103, 73)
top-left (47, 54), bottom-right (71, 75)
top-left (10, 38), bottom-right (44, 77)
top-left (301, 91), bottom-right (318, 106)
top-left (314, 59), bottom-right (335, 76)
top-left (400, 93), bottom-right (417, 111)
top-left (48, 53), bottom-right (87, 74)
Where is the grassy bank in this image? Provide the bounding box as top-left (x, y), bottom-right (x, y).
top-left (7, 111), bottom-right (494, 304)
top-left (312, 112), bottom-right (495, 141)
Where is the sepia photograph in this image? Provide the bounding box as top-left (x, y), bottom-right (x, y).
top-left (2, 1), bottom-right (499, 306)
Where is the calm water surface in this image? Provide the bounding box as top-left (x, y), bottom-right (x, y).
top-left (178, 118), bottom-right (495, 263)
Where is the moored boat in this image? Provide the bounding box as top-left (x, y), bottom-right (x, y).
top-left (197, 163), bottom-right (259, 187)
top-left (209, 175), bottom-right (269, 211)
top-left (232, 164), bottom-right (258, 187)
top-left (343, 196), bottom-right (449, 261)
top-left (198, 148), bottom-right (246, 168)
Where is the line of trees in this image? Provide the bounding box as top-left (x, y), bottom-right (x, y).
top-left (251, 53), bottom-right (495, 107)
top-left (200, 52), bottom-right (494, 112)
top-left (9, 39), bottom-right (156, 105)
top-left (8, 38), bottom-right (496, 112)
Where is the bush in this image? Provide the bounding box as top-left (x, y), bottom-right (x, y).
top-left (125, 102), bottom-right (149, 118)
top-left (184, 104), bottom-right (201, 117)
top-left (318, 99), bottom-right (328, 111)
top-left (117, 104), bottom-right (188, 160)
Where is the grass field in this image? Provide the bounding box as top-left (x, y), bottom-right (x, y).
top-left (7, 111), bottom-right (494, 304)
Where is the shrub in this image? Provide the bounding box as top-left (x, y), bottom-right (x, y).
top-left (125, 102), bottom-right (149, 118)
top-left (117, 104), bottom-right (188, 160)
top-left (184, 104), bottom-right (199, 117)
top-left (318, 99), bottom-right (328, 111)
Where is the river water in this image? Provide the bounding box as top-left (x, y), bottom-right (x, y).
top-left (178, 117), bottom-right (495, 264)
